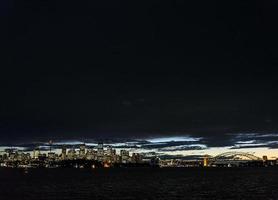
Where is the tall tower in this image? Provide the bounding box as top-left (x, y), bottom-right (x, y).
top-left (79, 144), bottom-right (86, 158)
top-left (106, 146), bottom-right (113, 156)
top-left (203, 155), bottom-right (209, 167)
top-left (97, 142), bottom-right (103, 150)
top-left (97, 142), bottom-right (104, 161)
top-left (49, 140), bottom-right (53, 153)
top-left (61, 146), bottom-right (67, 160)
top-left (33, 147), bottom-right (40, 159)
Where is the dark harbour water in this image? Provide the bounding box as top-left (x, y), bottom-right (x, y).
top-left (0, 167), bottom-right (277, 200)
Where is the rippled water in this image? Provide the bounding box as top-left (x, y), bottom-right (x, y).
top-left (0, 167), bottom-right (277, 200)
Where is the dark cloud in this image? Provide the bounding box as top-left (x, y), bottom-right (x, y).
top-left (136, 141), bottom-right (202, 150)
top-left (158, 145), bottom-right (206, 152)
top-left (2, 133), bottom-right (278, 153)
top-left (1, 0), bottom-right (278, 145)
top-left (157, 155), bottom-right (205, 161)
top-left (230, 145), bottom-right (268, 150)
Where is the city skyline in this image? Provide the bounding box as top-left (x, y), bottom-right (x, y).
top-left (1, 140), bottom-right (277, 169)
top-left (1, 134), bottom-right (278, 159)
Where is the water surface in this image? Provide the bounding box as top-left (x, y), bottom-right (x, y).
top-left (0, 167), bottom-right (277, 200)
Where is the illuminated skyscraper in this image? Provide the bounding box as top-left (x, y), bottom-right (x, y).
top-left (203, 156), bottom-right (209, 167)
top-left (120, 150), bottom-right (129, 157)
top-left (79, 144), bottom-right (86, 158)
top-left (49, 140), bottom-right (53, 152)
top-left (61, 146), bottom-right (67, 160)
top-left (106, 146), bottom-right (113, 156)
top-left (67, 149), bottom-right (76, 160)
top-left (33, 148), bottom-right (40, 159)
top-left (120, 150), bottom-right (130, 163)
top-left (97, 142), bottom-right (104, 161)
top-left (97, 142), bottom-right (103, 150)
top-left (86, 149), bottom-right (97, 160)
top-left (97, 142), bottom-right (104, 155)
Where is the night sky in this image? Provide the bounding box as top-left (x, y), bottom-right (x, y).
top-left (1, 0), bottom-right (278, 148)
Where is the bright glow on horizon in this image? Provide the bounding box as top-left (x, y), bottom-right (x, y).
top-left (146, 136), bottom-right (201, 143)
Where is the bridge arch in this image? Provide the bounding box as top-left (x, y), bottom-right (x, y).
top-left (211, 151), bottom-right (262, 161)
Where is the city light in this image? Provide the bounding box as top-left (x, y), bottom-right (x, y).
top-left (0, 141), bottom-right (277, 169)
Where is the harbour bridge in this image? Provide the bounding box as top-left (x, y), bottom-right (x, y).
top-left (205, 152), bottom-right (263, 167)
